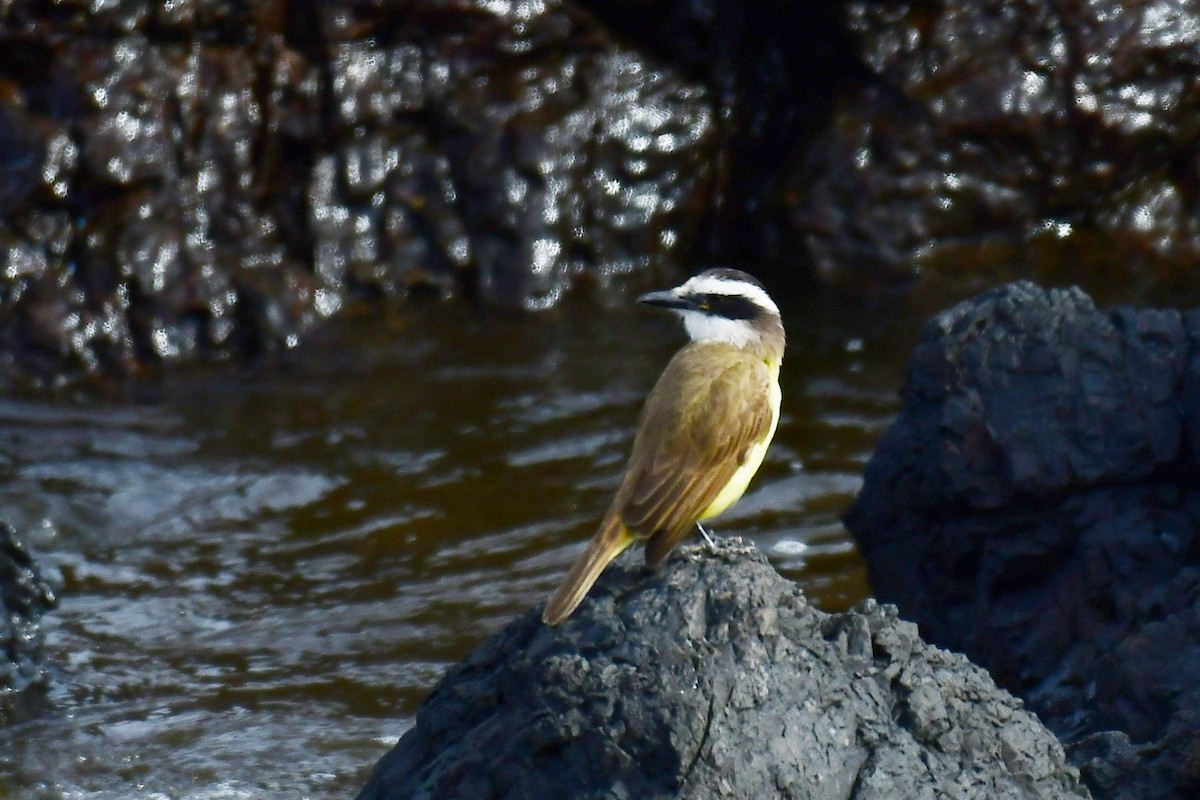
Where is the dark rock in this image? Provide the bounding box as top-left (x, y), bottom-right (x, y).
top-left (846, 281), bottom-right (1200, 799)
top-left (0, 0), bottom-right (717, 387)
top-left (0, 27), bottom-right (325, 385)
top-left (312, 3), bottom-right (718, 307)
top-left (357, 540), bottom-right (1087, 800)
top-left (1, 524), bottom-right (57, 716)
top-left (793, 0), bottom-right (1200, 290)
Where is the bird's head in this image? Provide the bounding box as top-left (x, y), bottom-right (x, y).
top-left (638, 268), bottom-right (784, 352)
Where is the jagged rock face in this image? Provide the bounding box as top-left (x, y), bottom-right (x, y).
top-left (846, 282), bottom-right (1200, 799)
top-left (357, 542), bottom-right (1087, 800)
top-left (1, 524), bottom-right (57, 713)
top-left (0, 0), bottom-right (717, 387)
top-left (793, 0), bottom-right (1200, 290)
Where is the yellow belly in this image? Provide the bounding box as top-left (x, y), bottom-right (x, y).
top-left (699, 363), bottom-right (781, 521)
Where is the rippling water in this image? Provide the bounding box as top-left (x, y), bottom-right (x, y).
top-left (0, 284), bottom-right (912, 798)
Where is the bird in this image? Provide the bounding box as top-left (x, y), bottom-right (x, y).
top-left (542, 268), bottom-right (785, 625)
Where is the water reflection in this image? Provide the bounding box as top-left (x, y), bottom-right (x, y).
top-left (0, 286), bottom-right (907, 798)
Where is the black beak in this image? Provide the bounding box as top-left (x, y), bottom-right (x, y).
top-left (638, 289), bottom-right (694, 311)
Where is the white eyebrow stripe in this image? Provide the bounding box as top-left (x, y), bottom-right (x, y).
top-left (680, 275), bottom-right (779, 315)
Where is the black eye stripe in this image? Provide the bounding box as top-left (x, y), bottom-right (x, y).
top-left (698, 293), bottom-right (759, 320)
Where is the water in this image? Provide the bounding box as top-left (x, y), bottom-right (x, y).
top-left (0, 284), bottom-right (910, 798)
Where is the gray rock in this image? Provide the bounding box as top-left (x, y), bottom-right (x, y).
top-left (846, 281), bottom-right (1200, 799)
top-left (357, 540), bottom-right (1087, 800)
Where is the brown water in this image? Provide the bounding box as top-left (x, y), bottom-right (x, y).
top-left (0, 283), bottom-right (914, 798)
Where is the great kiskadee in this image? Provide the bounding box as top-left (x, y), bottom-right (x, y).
top-left (542, 268), bottom-right (785, 625)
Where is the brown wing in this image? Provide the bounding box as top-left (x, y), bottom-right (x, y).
top-left (611, 343), bottom-right (773, 563)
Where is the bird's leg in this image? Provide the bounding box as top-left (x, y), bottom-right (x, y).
top-left (696, 521), bottom-right (718, 551)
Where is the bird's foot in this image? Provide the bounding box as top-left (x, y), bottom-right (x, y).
top-left (696, 522), bottom-right (719, 552)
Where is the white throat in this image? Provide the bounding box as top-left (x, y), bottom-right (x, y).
top-left (680, 310), bottom-right (760, 348)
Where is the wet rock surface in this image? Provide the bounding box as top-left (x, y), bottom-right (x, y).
top-left (794, 0), bottom-right (1200, 289)
top-left (0, 0), bottom-right (717, 386)
top-left (846, 282), bottom-right (1200, 799)
top-left (357, 540), bottom-right (1087, 800)
top-left (6, 0), bottom-right (1200, 385)
top-left (1, 524), bottom-right (56, 715)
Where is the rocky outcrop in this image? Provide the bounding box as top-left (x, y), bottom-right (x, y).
top-left (7, 0), bottom-right (1200, 385)
top-left (1, 524), bottom-right (56, 715)
top-left (0, 0), bottom-right (716, 387)
top-left (357, 540), bottom-right (1087, 800)
top-left (846, 282), bottom-right (1200, 799)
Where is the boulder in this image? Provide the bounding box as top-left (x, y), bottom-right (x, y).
top-left (357, 540), bottom-right (1087, 800)
top-left (846, 281), bottom-right (1200, 799)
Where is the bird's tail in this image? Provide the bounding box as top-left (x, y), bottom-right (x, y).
top-left (542, 514), bottom-right (634, 626)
